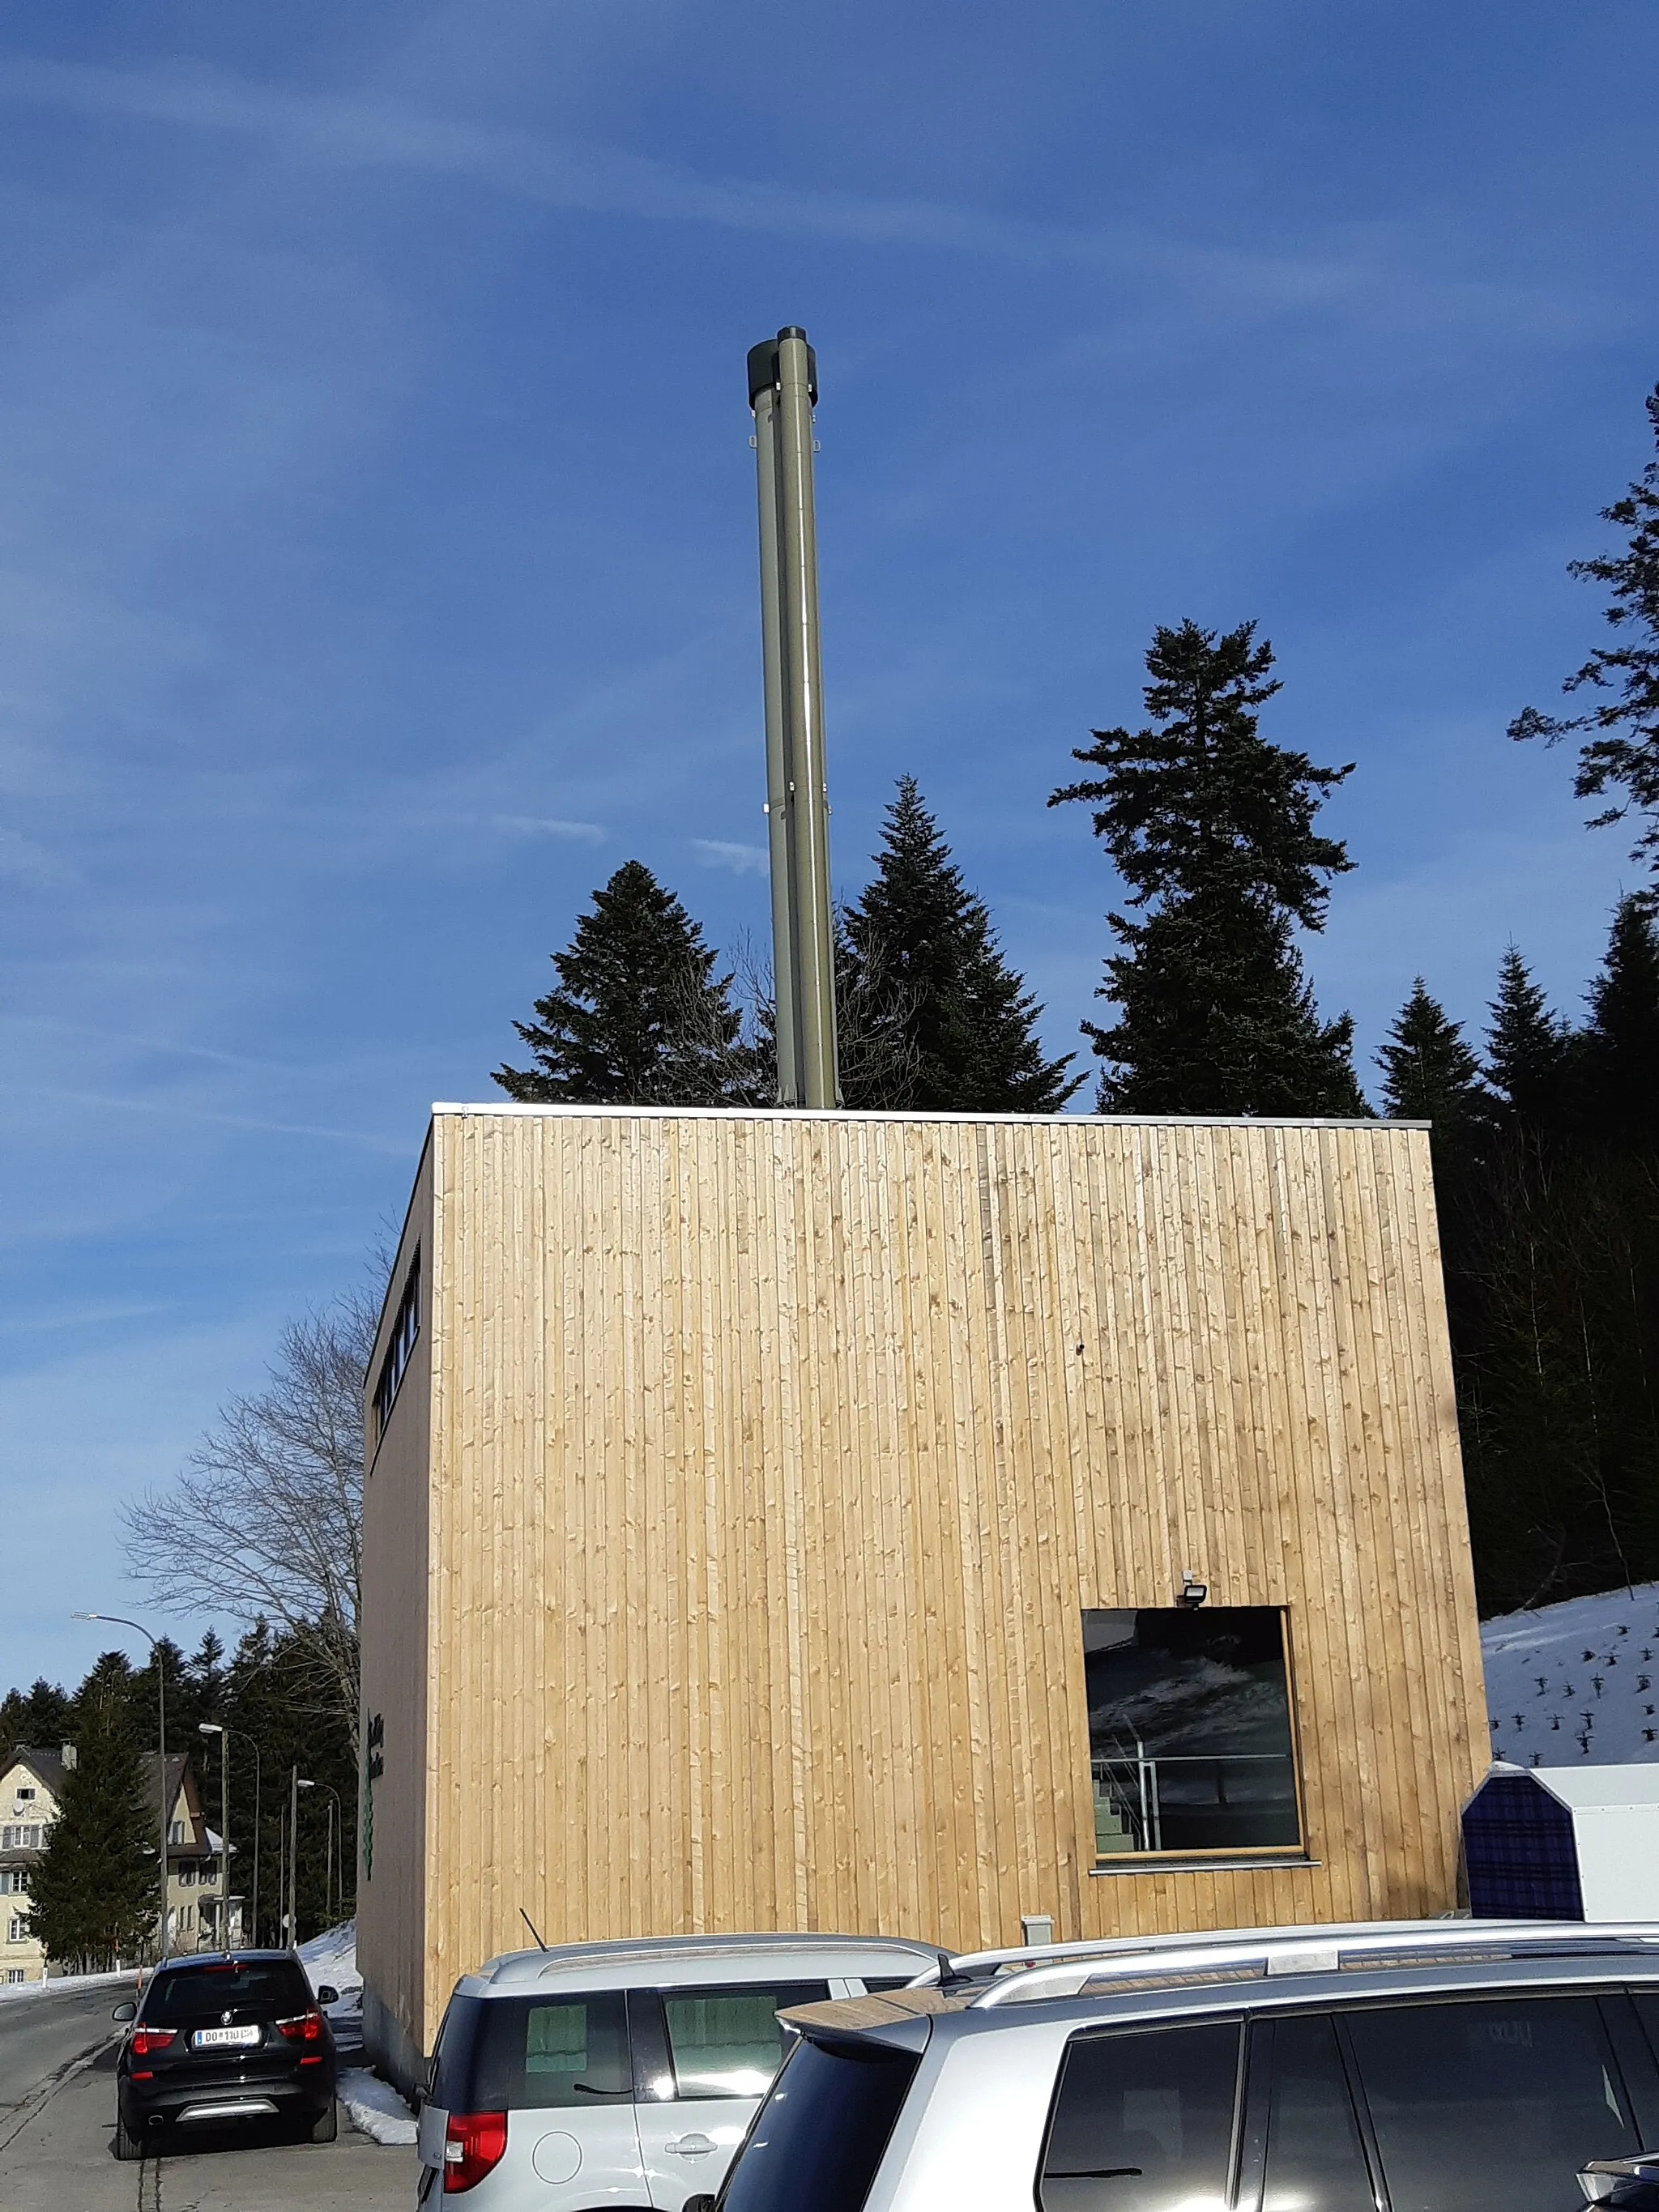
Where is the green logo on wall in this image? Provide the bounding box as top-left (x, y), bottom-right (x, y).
top-left (363, 1713), bottom-right (385, 1882)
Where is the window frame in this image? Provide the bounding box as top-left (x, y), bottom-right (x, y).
top-left (630, 1980), bottom-right (835, 2103)
top-left (1330, 1986), bottom-right (1654, 2212)
top-left (1036, 2011), bottom-right (1250, 2212)
top-left (372, 1251), bottom-right (421, 1454)
top-left (1081, 1604), bottom-right (1309, 1866)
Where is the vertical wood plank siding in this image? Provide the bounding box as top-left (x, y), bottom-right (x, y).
top-left (356, 1135), bottom-right (434, 2083)
top-left (366, 1110), bottom-right (1486, 2056)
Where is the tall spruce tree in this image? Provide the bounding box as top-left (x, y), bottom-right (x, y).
top-left (842, 778), bottom-right (1079, 1111)
top-left (0, 1679), bottom-right (73, 1758)
top-left (223, 1620), bottom-right (358, 1946)
top-left (1582, 897), bottom-right (1659, 1144)
top-left (28, 1656), bottom-right (156, 1970)
top-left (1050, 620), bottom-right (1364, 1114)
top-left (1485, 947), bottom-right (1576, 1136)
top-left (1376, 979), bottom-right (1491, 1177)
top-left (494, 861), bottom-right (757, 1106)
top-left (1512, 383), bottom-right (1659, 906)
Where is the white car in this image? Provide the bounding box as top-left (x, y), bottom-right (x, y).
top-left (414, 1930), bottom-right (939, 2206)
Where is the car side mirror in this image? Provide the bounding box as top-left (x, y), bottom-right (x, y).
top-left (317, 1984), bottom-right (339, 2005)
top-left (1580, 2154), bottom-right (1659, 2209)
top-left (683, 2197), bottom-right (717, 2212)
top-left (111, 2001), bottom-right (136, 2022)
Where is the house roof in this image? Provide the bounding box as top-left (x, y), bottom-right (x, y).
top-left (6, 1748), bottom-right (70, 1801)
top-left (1482, 1758), bottom-right (1659, 1811)
top-left (1, 1747), bottom-right (212, 1853)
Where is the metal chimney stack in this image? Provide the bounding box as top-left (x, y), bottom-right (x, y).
top-left (748, 326), bottom-right (840, 1108)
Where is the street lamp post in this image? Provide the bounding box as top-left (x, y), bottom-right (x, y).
top-left (239, 1733), bottom-right (262, 1945)
top-left (314, 1784), bottom-right (345, 1928)
top-left (197, 1724), bottom-right (230, 1950)
top-left (71, 1613), bottom-right (170, 1963)
top-left (288, 1771), bottom-right (314, 1950)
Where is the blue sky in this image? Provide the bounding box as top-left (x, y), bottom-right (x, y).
top-left (2, 0), bottom-right (1657, 1694)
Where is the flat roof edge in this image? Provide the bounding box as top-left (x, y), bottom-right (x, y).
top-left (429, 1103), bottom-right (1427, 1131)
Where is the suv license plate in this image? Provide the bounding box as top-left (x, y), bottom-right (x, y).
top-left (192, 2024), bottom-right (261, 2049)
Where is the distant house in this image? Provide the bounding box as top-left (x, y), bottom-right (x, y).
top-left (0, 1745), bottom-right (223, 1977)
top-left (0, 1748), bottom-right (67, 1982)
top-left (156, 1752), bottom-right (223, 1954)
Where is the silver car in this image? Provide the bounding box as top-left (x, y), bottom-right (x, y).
top-left (414, 1930), bottom-right (939, 2206)
top-left (709, 1919), bottom-right (1659, 2212)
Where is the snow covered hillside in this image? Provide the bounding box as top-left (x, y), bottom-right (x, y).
top-left (1482, 1579), bottom-right (1659, 1767)
top-left (297, 1920), bottom-right (364, 2053)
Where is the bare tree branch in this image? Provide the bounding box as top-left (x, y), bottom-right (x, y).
top-left (120, 1275), bottom-right (384, 1755)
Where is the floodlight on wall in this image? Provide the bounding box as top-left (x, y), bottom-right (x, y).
top-left (1179, 1571), bottom-right (1209, 1607)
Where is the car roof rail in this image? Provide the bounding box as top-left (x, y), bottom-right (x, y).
top-left (928, 1921), bottom-right (1659, 2010)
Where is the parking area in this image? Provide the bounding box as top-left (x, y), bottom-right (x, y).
top-left (0, 1991), bottom-right (416, 2211)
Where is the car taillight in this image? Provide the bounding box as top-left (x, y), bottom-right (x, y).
top-left (275, 2007), bottom-right (325, 2043)
top-left (130, 2027), bottom-right (176, 2057)
top-left (444, 2112), bottom-right (507, 2193)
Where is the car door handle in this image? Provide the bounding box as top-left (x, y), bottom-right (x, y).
top-left (667, 2134), bottom-right (715, 2158)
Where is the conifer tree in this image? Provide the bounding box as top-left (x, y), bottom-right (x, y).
top-left (1512, 383), bottom-right (1659, 906)
top-left (0, 1680), bottom-right (73, 1758)
top-left (842, 778), bottom-right (1079, 1112)
top-left (1376, 980), bottom-right (1491, 1178)
top-left (493, 861), bottom-right (757, 1106)
top-left (1582, 897), bottom-right (1659, 1144)
top-left (28, 1657), bottom-right (156, 1971)
top-left (1485, 947), bottom-right (1576, 1135)
top-left (1050, 620), bottom-right (1364, 1114)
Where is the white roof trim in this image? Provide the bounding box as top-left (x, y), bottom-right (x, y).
top-left (1484, 1759), bottom-right (1659, 1810)
top-left (430, 1102), bottom-right (1426, 1132)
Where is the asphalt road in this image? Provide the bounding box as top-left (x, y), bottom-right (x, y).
top-left (0, 1986), bottom-right (418, 2210)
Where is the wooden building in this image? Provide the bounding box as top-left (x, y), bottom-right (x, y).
top-left (358, 1103), bottom-right (1487, 2088)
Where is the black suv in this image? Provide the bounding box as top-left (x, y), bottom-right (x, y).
top-left (113, 1950), bottom-right (339, 2159)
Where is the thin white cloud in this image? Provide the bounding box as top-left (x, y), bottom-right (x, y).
top-left (0, 54), bottom-right (1140, 269)
top-left (11, 1085), bottom-right (407, 1153)
top-left (691, 837), bottom-right (769, 876)
top-left (0, 52), bottom-right (1613, 352)
top-left (489, 813), bottom-right (606, 844)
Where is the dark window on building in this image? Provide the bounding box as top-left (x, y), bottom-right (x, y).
top-left (719, 2035), bottom-right (922, 2212)
top-left (1343, 1996), bottom-right (1640, 2212)
top-left (373, 1253), bottom-right (420, 1446)
top-left (1082, 1608), bottom-right (1301, 1856)
top-left (1038, 2019), bottom-right (1242, 2212)
top-left (1262, 2014), bottom-right (1373, 2212)
top-left (657, 1982), bottom-right (830, 2099)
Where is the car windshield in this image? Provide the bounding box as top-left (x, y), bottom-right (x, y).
top-left (146, 1963), bottom-right (313, 2022)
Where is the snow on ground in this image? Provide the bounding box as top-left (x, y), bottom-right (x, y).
top-left (297, 1919), bottom-right (365, 2053)
top-left (0, 1967), bottom-right (141, 2002)
top-left (1482, 1579), bottom-right (1659, 1767)
top-left (297, 1919), bottom-right (360, 1997)
top-left (339, 2065), bottom-right (419, 2146)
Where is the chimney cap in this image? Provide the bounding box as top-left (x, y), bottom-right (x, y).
top-left (748, 331), bottom-right (818, 410)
